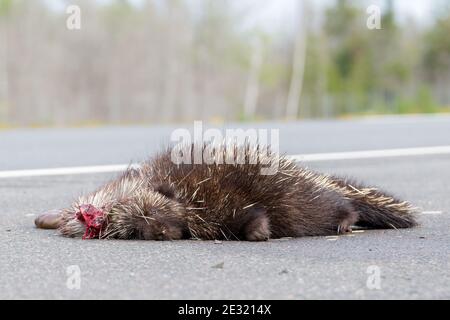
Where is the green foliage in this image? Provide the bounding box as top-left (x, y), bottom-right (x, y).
top-left (2, 0), bottom-right (450, 126)
top-left (423, 14), bottom-right (450, 73)
top-left (393, 88), bottom-right (437, 114)
top-left (0, 0), bottom-right (13, 17)
top-left (309, 0), bottom-right (448, 117)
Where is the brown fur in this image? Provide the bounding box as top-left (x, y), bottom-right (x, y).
top-left (36, 144), bottom-right (418, 241)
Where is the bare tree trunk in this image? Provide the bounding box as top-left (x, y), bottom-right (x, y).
top-left (0, 19), bottom-right (9, 123)
top-left (286, 1), bottom-right (309, 119)
top-left (244, 39), bottom-right (263, 120)
top-left (318, 29), bottom-right (328, 118)
top-left (161, 0), bottom-right (179, 122)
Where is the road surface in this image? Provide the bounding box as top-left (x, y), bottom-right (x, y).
top-left (0, 115), bottom-right (449, 299)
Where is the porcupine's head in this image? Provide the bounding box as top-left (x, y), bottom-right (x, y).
top-left (103, 190), bottom-right (189, 240)
top-left (59, 187), bottom-right (189, 241)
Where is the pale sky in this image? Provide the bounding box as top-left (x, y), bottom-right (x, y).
top-left (45, 0), bottom-right (440, 31)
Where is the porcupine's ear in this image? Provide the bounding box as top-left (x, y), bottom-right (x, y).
top-left (242, 206), bottom-right (271, 241)
top-left (155, 183), bottom-right (177, 199)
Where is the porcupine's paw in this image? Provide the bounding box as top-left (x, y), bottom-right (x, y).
top-left (34, 210), bottom-right (63, 229)
top-left (243, 207), bottom-right (271, 241)
top-left (133, 214), bottom-right (189, 241)
top-left (337, 219), bottom-right (353, 234)
top-left (337, 207), bottom-right (359, 234)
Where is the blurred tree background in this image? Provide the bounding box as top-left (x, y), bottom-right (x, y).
top-left (0, 0), bottom-right (449, 127)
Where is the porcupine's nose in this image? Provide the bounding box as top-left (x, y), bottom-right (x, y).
top-left (34, 210), bottom-right (63, 229)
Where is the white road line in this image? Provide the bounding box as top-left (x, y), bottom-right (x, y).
top-left (421, 211), bottom-right (443, 215)
top-left (0, 165), bottom-right (129, 179)
top-left (290, 145), bottom-right (450, 162)
top-left (0, 145), bottom-right (449, 179)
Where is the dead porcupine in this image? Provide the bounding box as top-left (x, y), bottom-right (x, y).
top-left (35, 143), bottom-right (417, 241)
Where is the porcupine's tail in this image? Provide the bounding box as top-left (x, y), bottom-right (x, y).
top-left (331, 176), bottom-right (418, 229)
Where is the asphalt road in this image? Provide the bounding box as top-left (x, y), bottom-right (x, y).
top-left (0, 115), bottom-right (449, 299)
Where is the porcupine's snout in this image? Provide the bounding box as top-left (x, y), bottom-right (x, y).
top-left (52, 203), bottom-right (108, 239)
top-left (35, 209), bottom-right (63, 229)
top-left (34, 205), bottom-right (106, 236)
